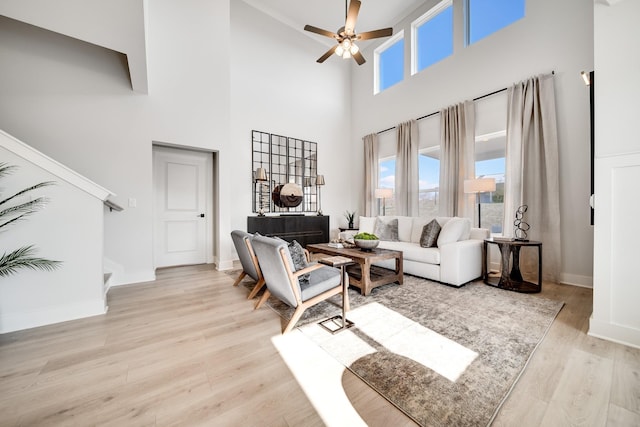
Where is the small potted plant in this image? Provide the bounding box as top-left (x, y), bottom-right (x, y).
top-left (353, 232), bottom-right (379, 251)
top-left (344, 210), bottom-right (356, 229)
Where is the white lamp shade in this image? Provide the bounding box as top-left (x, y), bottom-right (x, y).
top-left (375, 188), bottom-right (393, 199)
top-left (315, 175), bottom-right (325, 186)
top-left (464, 178), bottom-right (496, 194)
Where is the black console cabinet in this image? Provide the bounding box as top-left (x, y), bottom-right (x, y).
top-left (247, 215), bottom-right (329, 247)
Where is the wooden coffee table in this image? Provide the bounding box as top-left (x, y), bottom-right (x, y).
top-left (307, 243), bottom-right (403, 296)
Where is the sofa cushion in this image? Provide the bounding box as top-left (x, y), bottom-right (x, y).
top-left (396, 216), bottom-right (413, 242)
top-left (374, 217), bottom-right (399, 241)
top-left (410, 217), bottom-right (432, 243)
top-left (358, 216), bottom-right (376, 234)
top-left (379, 241), bottom-right (441, 264)
top-left (420, 219), bottom-right (441, 247)
top-left (437, 217), bottom-right (471, 247)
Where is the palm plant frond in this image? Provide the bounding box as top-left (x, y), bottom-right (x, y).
top-left (0, 181), bottom-right (55, 208)
top-left (0, 163), bottom-right (18, 178)
top-left (0, 196), bottom-right (48, 221)
top-left (0, 245), bottom-right (62, 278)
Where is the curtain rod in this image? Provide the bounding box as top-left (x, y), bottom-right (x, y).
top-left (375, 71), bottom-right (555, 136)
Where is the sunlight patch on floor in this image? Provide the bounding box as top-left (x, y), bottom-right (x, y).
top-left (271, 330), bottom-right (368, 427)
top-left (302, 302), bottom-right (478, 382)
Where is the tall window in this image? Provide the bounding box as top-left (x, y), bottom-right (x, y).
top-left (378, 157), bottom-right (396, 215)
top-left (418, 148), bottom-right (440, 217)
top-left (474, 142), bottom-right (505, 233)
top-left (374, 31), bottom-right (404, 94)
top-left (412, 0), bottom-right (453, 75)
top-left (466, 0), bottom-right (525, 45)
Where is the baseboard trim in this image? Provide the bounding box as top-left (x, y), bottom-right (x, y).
top-left (109, 270), bottom-right (156, 287)
top-left (589, 316), bottom-right (640, 349)
top-left (0, 299), bottom-right (106, 334)
top-left (559, 273), bottom-right (593, 288)
top-left (216, 259), bottom-right (235, 271)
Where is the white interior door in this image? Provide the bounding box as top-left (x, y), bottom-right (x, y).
top-left (153, 146), bottom-right (211, 268)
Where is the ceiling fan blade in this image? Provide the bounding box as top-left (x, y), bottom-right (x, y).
top-left (317, 45), bottom-right (338, 63)
top-left (344, 0), bottom-right (361, 36)
top-left (353, 51), bottom-right (366, 65)
top-left (357, 28), bottom-right (393, 40)
top-left (304, 25), bottom-right (338, 39)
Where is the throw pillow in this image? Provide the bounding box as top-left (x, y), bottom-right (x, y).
top-left (358, 216), bottom-right (376, 234)
top-left (288, 240), bottom-right (310, 286)
top-left (437, 217), bottom-right (471, 247)
top-left (374, 217), bottom-right (399, 241)
top-left (420, 219), bottom-right (441, 247)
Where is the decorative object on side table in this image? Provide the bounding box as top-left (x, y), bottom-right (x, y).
top-left (344, 210), bottom-right (356, 229)
top-left (353, 232), bottom-right (379, 251)
top-left (514, 204), bottom-right (530, 241)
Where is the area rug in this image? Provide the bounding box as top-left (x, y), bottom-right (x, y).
top-left (245, 274), bottom-right (564, 427)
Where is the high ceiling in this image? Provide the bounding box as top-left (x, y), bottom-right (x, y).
top-left (242, 0), bottom-right (427, 47)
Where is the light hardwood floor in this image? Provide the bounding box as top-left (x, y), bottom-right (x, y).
top-left (1, 264), bottom-right (639, 426)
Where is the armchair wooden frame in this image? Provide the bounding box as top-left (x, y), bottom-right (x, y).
top-left (232, 237), bottom-right (266, 303)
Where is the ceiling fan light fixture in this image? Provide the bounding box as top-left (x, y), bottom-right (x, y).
top-left (304, 0), bottom-right (393, 65)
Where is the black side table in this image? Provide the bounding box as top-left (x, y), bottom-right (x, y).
top-left (483, 238), bottom-right (542, 293)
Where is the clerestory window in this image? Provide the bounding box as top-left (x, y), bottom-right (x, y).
top-left (412, 0), bottom-right (454, 75)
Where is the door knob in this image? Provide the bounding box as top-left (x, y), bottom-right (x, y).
top-left (199, 213), bottom-right (205, 218)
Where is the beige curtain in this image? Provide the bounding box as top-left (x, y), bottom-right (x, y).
top-left (396, 120), bottom-right (419, 216)
top-left (504, 73), bottom-right (561, 282)
top-left (363, 133), bottom-right (379, 216)
top-left (439, 101), bottom-right (475, 219)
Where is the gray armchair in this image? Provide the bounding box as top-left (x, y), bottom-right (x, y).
top-left (251, 235), bottom-right (348, 333)
top-left (230, 230), bottom-right (265, 301)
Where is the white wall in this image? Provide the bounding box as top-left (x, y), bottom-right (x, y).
top-left (0, 146), bottom-right (105, 333)
top-left (0, 0), bottom-right (353, 294)
top-left (349, 0), bottom-right (594, 286)
top-left (229, 1), bottom-right (353, 244)
top-left (590, 0), bottom-right (640, 348)
top-left (0, 0), bottom-right (148, 92)
top-left (0, 0), bottom-right (232, 285)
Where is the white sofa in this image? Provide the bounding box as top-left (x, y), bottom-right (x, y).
top-left (343, 216), bottom-right (490, 287)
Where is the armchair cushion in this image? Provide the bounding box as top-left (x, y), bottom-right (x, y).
top-left (288, 239), bottom-right (310, 285)
top-left (252, 235), bottom-right (341, 308)
top-left (300, 265), bottom-right (341, 301)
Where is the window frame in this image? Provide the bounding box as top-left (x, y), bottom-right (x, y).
top-left (411, 0), bottom-right (453, 76)
top-left (374, 30), bottom-right (405, 94)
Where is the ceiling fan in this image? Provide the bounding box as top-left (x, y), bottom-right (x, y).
top-left (304, 0), bottom-right (393, 65)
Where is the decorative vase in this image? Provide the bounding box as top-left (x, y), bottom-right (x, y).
top-left (348, 221), bottom-right (354, 229)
